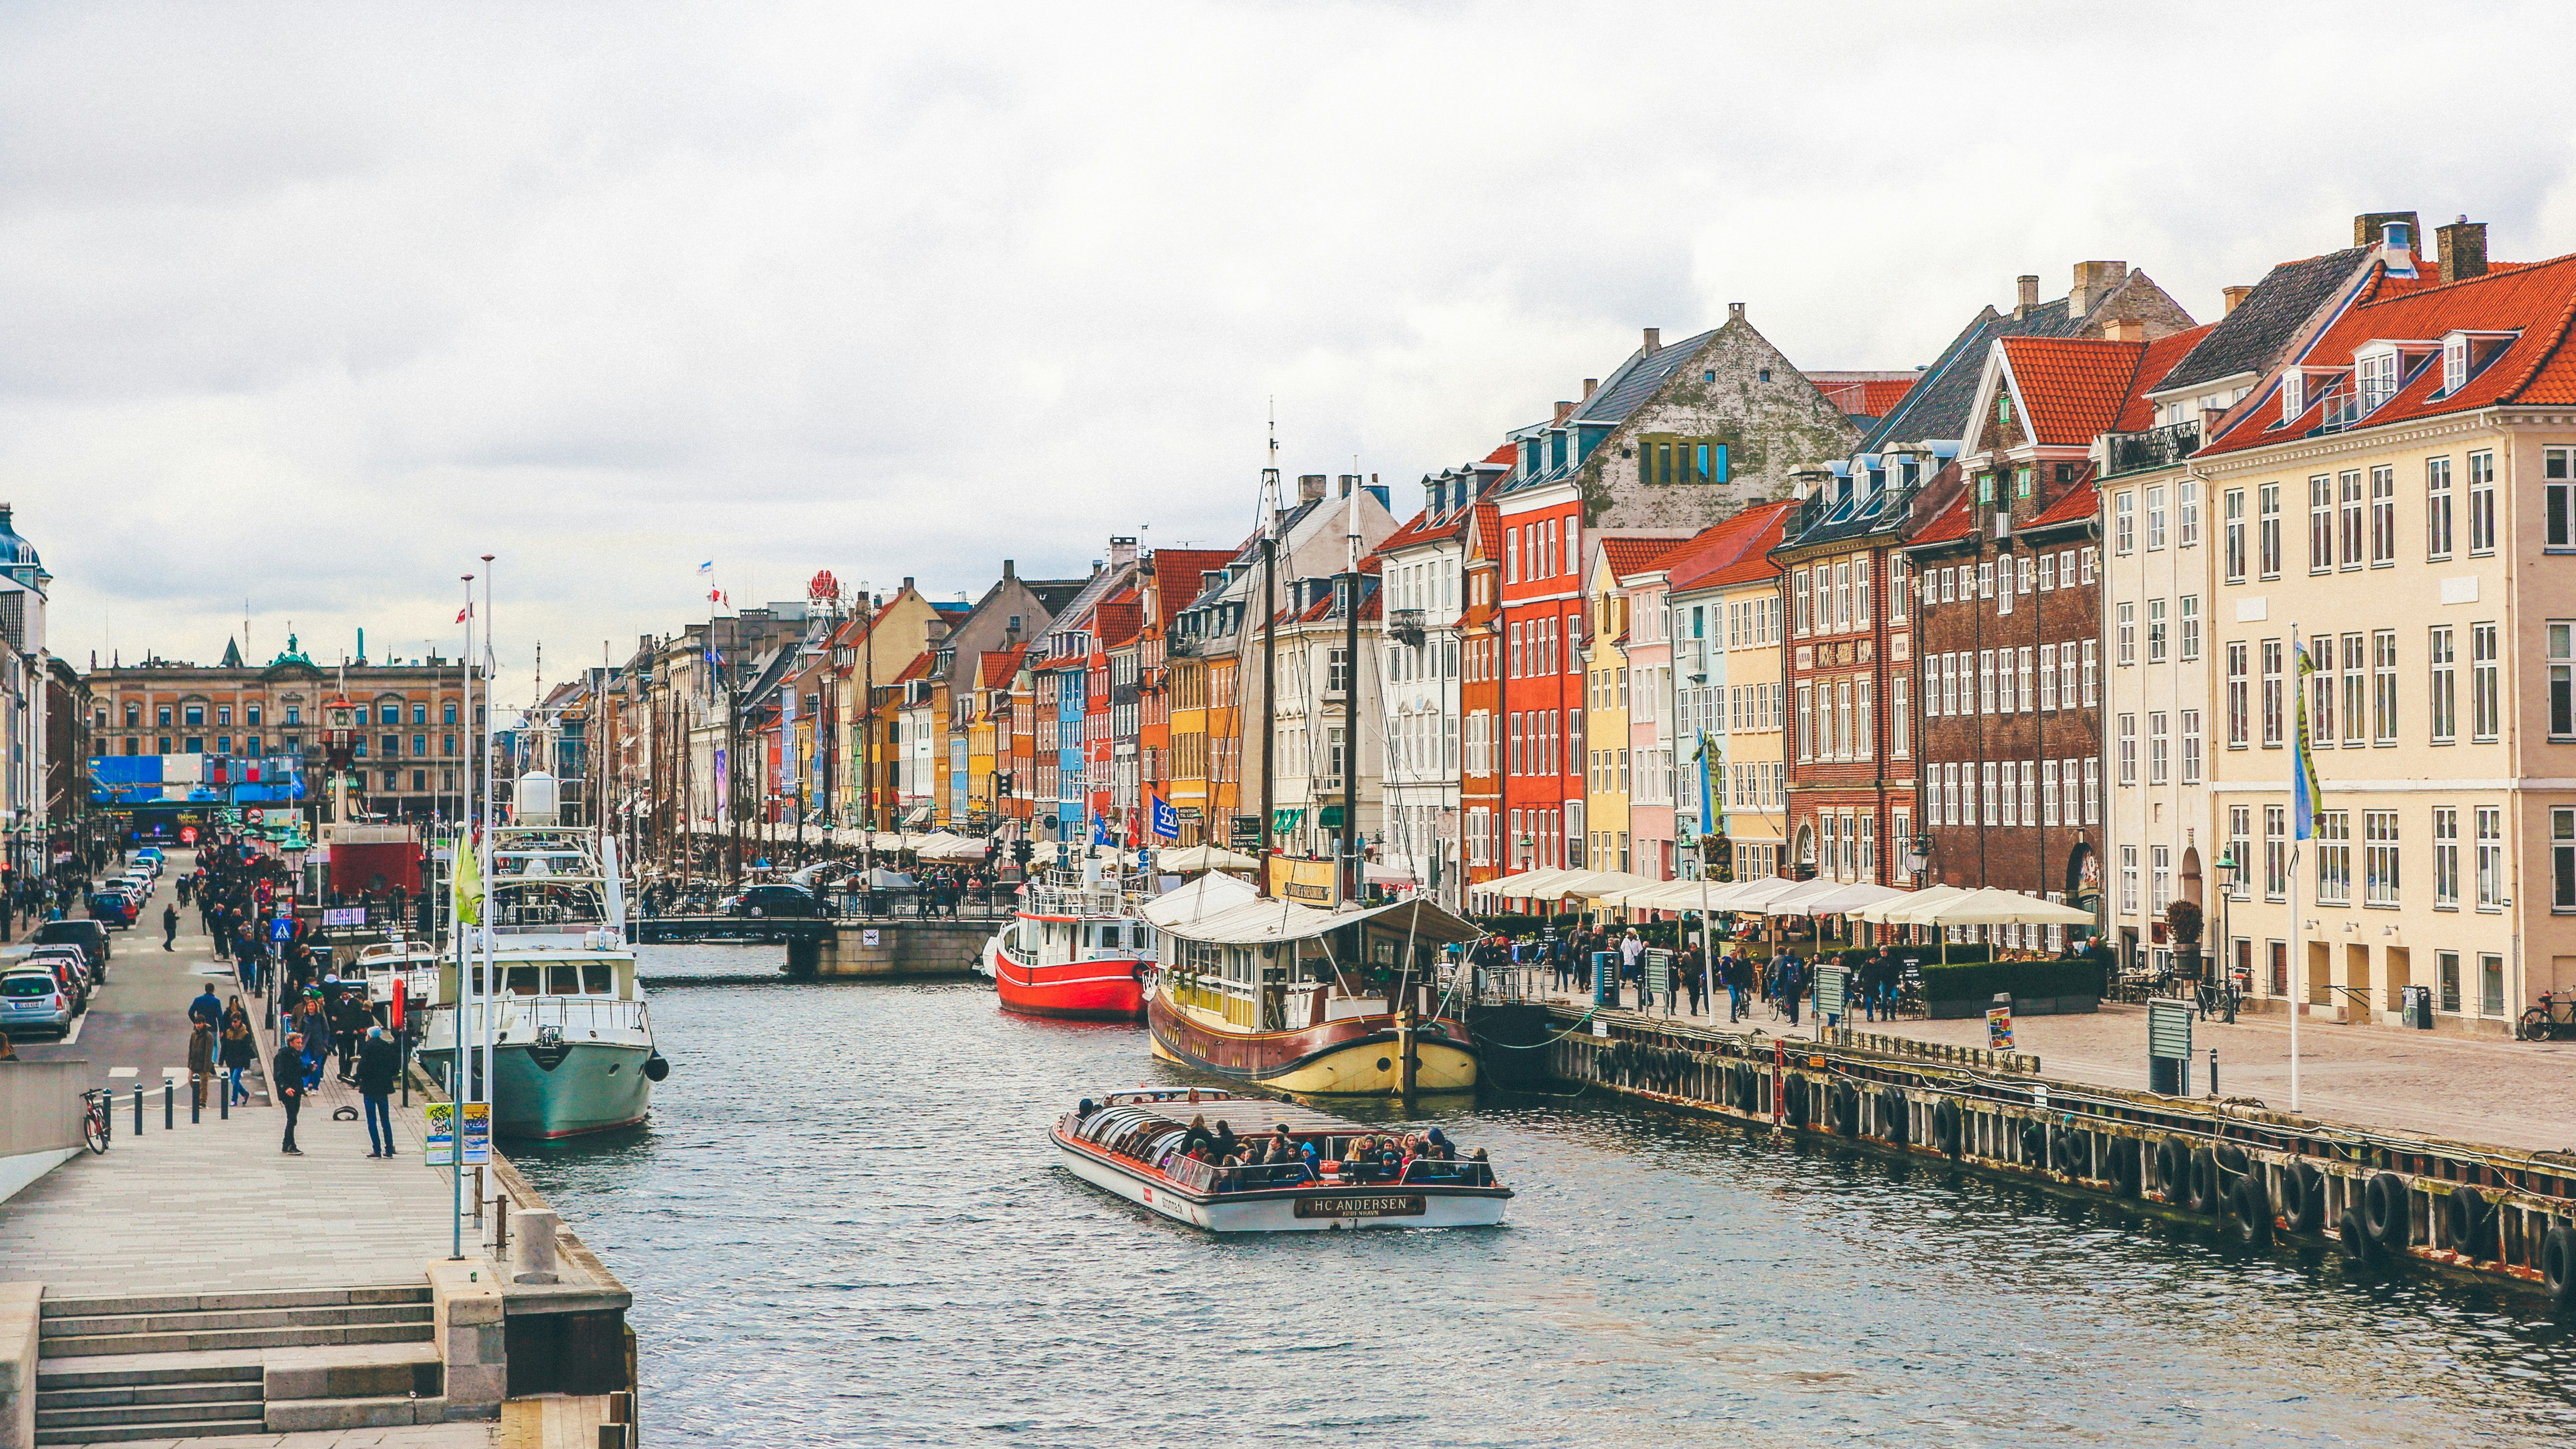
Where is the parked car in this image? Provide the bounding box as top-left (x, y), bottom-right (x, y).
top-left (87, 891), bottom-right (138, 928)
top-left (18, 949), bottom-right (87, 1014)
top-left (721, 883), bottom-right (823, 918)
top-left (33, 919), bottom-right (111, 978)
top-left (0, 967), bottom-right (70, 1037)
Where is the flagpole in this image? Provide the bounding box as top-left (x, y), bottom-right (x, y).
top-left (2289, 624), bottom-right (2305, 1114)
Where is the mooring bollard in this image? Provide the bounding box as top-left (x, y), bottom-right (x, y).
top-left (133, 1084), bottom-right (144, 1136)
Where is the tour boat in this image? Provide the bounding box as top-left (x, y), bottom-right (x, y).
top-left (1051, 1087), bottom-right (1511, 1231)
top-left (1142, 889), bottom-right (1482, 1096)
top-left (983, 848), bottom-right (1162, 1021)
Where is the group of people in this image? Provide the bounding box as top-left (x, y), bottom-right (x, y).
top-left (183, 986), bottom-right (260, 1109)
top-left (1163, 1114), bottom-right (1488, 1189)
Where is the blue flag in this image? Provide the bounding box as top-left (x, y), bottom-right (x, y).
top-left (2292, 628), bottom-right (2322, 840)
top-left (1149, 795), bottom-right (1180, 841)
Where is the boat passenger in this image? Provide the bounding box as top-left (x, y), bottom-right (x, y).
top-left (1212, 1121), bottom-right (1237, 1161)
top-left (1180, 1115), bottom-right (1216, 1157)
top-left (1425, 1127), bottom-right (1455, 1161)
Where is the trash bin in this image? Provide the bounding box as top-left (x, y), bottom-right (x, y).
top-left (1593, 951), bottom-right (1615, 1007)
top-left (2403, 983), bottom-right (2434, 1030)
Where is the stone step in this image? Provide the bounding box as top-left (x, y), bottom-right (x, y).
top-left (35, 1351), bottom-right (263, 1391)
top-left (43, 1302), bottom-right (432, 1339)
top-left (264, 1341), bottom-right (442, 1402)
top-left (40, 1285), bottom-right (428, 1318)
top-left (35, 1379), bottom-right (264, 1411)
top-left (37, 1393), bottom-right (265, 1430)
top-left (266, 1394), bottom-right (449, 1433)
top-left (33, 1413), bottom-right (266, 1445)
top-left (39, 1321), bottom-right (434, 1361)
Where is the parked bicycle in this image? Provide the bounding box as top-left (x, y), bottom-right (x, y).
top-left (2196, 971), bottom-right (2242, 1024)
top-left (2519, 990), bottom-right (2576, 1042)
top-left (80, 1087), bottom-right (111, 1154)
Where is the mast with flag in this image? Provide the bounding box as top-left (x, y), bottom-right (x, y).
top-left (2290, 626), bottom-right (2323, 1111)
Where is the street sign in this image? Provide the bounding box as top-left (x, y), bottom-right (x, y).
top-left (268, 917), bottom-right (293, 943)
top-left (322, 907), bottom-right (366, 927)
top-left (1230, 815), bottom-right (1262, 849)
top-left (246, 807), bottom-right (265, 825)
top-left (180, 826), bottom-right (198, 844)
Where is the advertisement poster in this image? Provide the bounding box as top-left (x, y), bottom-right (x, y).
top-left (424, 1102), bottom-right (491, 1166)
top-left (1986, 1004), bottom-right (2015, 1051)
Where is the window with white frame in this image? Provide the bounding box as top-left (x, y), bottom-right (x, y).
top-left (2115, 493), bottom-right (2135, 554)
top-left (2265, 804), bottom-right (2288, 900)
top-left (2553, 622), bottom-right (2576, 739)
top-left (2370, 465), bottom-right (2396, 565)
top-left (2147, 486), bottom-right (2167, 550)
top-left (2118, 714), bottom-right (2137, 785)
top-left (2473, 622), bottom-right (2500, 741)
top-left (2116, 602), bottom-right (2136, 667)
top-left (2429, 626), bottom-right (2456, 743)
top-left (2550, 449), bottom-right (2576, 551)
top-left (2179, 480), bottom-right (2200, 547)
top-left (2556, 808), bottom-right (2576, 912)
top-left (2426, 457), bottom-right (2453, 560)
top-left (2224, 488), bottom-right (2247, 582)
top-left (2082, 640), bottom-right (2098, 705)
top-left (2180, 595), bottom-right (2200, 662)
top-left (2181, 709), bottom-right (2201, 784)
top-left (2365, 811), bottom-right (2400, 907)
top-left (2228, 806), bottom-right (2251, 901)
top-left (2316, 810), bottom-right (2350, 904)
top-left (2470, 451), bottom-right (2497, 555)
top-left (2477, 806), bottom-right (2504, 909)
top-left (2357, 345), bottom-right (2400, 413)
top-left (2120, 845), bottom-right (2139, 914)
top-left (2434, 806), bottom-right (2459, 908)
top-left (2373, 630), bottom-right (2398, 745)
top-left (2261, 640), bottom-right (2283, 746)
top-left (2147, 598), bottom-right (2167, 664)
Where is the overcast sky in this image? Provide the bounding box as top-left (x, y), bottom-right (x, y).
top-left (4, 2), bottom-right (2569, 700)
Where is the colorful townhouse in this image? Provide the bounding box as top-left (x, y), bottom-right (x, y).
top-left (1666, 499), bottom-right (1797, 881)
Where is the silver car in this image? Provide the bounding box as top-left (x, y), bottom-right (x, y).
top-left (0, 967), bottom-right (71, 1037)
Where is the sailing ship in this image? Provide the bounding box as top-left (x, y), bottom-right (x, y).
top-left (417, 767), bottom-right (669, 1138)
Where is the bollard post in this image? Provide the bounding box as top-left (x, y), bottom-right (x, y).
top-left (2209, 1048), bottom-right (2219, 1098)
top-left (164, 1080), bottom-right (174, 1130)
top-left (220, 1080), bottom-right (228, 1120)
top-left (133, 1084), bottom-right (144, 1135)
top-left (192, 1081), bottom-right (200, 1125)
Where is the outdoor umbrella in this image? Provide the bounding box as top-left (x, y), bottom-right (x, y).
top-left (1853, 883), bottom-right (1968, 924)
top-left (1918, 888), bottom-right (2098, 926)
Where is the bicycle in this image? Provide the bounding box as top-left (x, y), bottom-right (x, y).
top-left (2196, 972), bottom-right (2242, 1025)
top-left (80, 1087), bottom-right (111, 1154)
top-left (2519, 991), bottom-right (2576, 1042)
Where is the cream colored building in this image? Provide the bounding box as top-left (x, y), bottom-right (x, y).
top-left (2200, 220), bottom-right (2576, 1035)
top-left (1667, 500), bottom-right (1797, 883)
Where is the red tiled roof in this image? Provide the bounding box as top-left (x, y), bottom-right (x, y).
top-left (1483, 442), bottom-right (1517, 466)
top-left (2108, 326), bottom-right (2214, 432)
top-left (1810, 376), bottom-right (1917, 416)
top-left (978, 646), bottom-right (1027, 685)
top-left (2000, 337), bottom-right (2148, 445)
top-left (2205, 252), bottom-right (2576, 455)
top-left (1378, 507), bottom-right (1471, 555)
top-left (1147, 549), bottom-right (1233, 626)
top-left (2030, 475), bottom-right (2102, 529)
top-left (1598, 534), bottom-right (1689, 580)
top-left (1467, 500), bottom-right (1503, 562)
top-left (1907, 490), bottom-right (1978, 547)
top-left (1667, 500), bottom-right (1797, 592)
top-left (889, 652), bottom-right (931, 685)
top-left (1096, 597), bottom-right (1143, 648)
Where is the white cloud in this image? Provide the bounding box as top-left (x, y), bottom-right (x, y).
top-left (0, 0), bottom-right (2564, 690)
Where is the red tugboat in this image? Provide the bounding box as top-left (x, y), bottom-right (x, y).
top-left (983, 849), bottom-right (1185, 1020)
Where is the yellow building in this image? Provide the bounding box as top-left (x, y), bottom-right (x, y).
top-left (1668, 501), bottom-right (1796, 882)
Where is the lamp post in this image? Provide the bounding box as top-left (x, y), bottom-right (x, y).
top-left (1898, 833), bottom-right (1932, 948)
top-left (2214, 848), bottom-right (2239, 999)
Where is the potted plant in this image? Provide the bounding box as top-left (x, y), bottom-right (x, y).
top-left (2165, 899), bottom-right (2204, 981)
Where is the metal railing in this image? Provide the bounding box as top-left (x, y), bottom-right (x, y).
top-left (2102, 419), bottom-right (2200, 476)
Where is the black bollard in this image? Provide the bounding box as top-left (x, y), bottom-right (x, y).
top-left (164, 1080), bottom-right (174, 1130)
top-left (220, 1079), bottom-right (228, 1120)
top-left (191, 1081), bottom-right (200, 1125)
top-left (2208, 1048), bottom-right (2219, 1098)
top-left (133, 1084), bottom-right (143, 1136)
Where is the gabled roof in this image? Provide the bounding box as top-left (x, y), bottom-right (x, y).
top-left (1669, 500), bottom-right (1798, 591)
top-left (2204, 250), bottom-right (2576, 456)
top-left (1377, 506), bottom-right (1471, 555)
top-left (1146, 549), bottom-right (1233, 627)
top-left (2155, 247), bottom-right (2370, 394)
top-left (2030, 476), bottom-right (2102, 530)
top-left (978, 646), bottom-right (1027, 686)
top-left (889, 652), bottom-right (932, 686)
top-left (1598, 534), bottom-right (1689, 580)
top-left (2107, 326), bottom-right (2215, 432)
top-left (1999, 337), bottom-right (2152, 445)
top-left (1573, 328), bottom-right (1720, 425)
top-left (1096, 596), bottom-right (1143, 649)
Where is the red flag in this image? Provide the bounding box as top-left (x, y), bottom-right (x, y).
top-left (455, 607), bottom-right (469, 623)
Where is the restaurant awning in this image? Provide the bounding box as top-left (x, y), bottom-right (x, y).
top-left (1158, 843), bottom-right (1261, 874)
top-left (1915, 888), bottom-right (2099, 926)
top-left (1853, 884), bottom-right (1968, 924)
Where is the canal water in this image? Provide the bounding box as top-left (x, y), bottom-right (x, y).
top-left (507, 946), bottom-right (2576, 1447)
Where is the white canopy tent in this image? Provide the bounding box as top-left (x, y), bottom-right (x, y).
top-left (1914, 888), bottom-right (2098, 926)
top-left (1138, 869), bottom-right (1262, 929)
top-left (1788, 881), bottom-right (1908, 917)
top-left (1466, 868), bottom-right (1579, 902)
top-left (1852, 883), bottom-right (1969, 924)
top-left (1159, 843), bottom-right (1261, 874)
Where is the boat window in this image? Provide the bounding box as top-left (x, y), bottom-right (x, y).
top-left (549, 964), bottom-right (585, 995)
top-left (583, 962), bottom-right (613, 994)
top-left (505, 966), bottom-right (544, 996)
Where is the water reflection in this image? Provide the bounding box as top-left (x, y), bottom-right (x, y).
top-left (503, 951), bottom-right (2576, 1447)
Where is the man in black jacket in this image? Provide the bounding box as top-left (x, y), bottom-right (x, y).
top-left (274, 1032), bottom-right (306, 1155)
top-left (356, 1026), bottom-right (401, 1158)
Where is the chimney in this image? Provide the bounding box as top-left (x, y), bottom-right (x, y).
top-left (2067, 261), bottom-right (2129, 318)
top-left (2378, 220), bottom-right (2418, 279)
top-left (1642, 327), bottom-right (1661, 353)
top-left (1336, 474), bottom-right (1359, 499)
top-left (2353, 210), bottom-right (2422, 248)
top-left (1299, 473), bottom-right (1327, 502)
top-left (1553, 400), bottom-right (1575, 424)
top-left (1581, 378), bottom-right (1597, 400)
top-left (2014, 275), bottom-right (2040, 317)
top-left (2439, 216), bottom-right (2489, 284)
top-left (1728, 302), bottom-right (1745, 321)
top-left (2103, 318), bottom-right (2146, 343)
top-left (1001, 558), bottom-right (1016, 580)
top-left (901, 576), bottom-right (914, 594)
top-left (2222, 285), bottom-right (2253, 316)
top-left (1108, 536), bottom-right (1138, 567)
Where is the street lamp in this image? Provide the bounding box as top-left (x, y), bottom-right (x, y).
top-left (2214, 848), bottom-right (2239, 995)
top-left (1901, 832), bottom-right (1932, 883)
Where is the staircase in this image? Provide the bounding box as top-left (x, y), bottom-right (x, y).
top-left (31, 1286), bottom-right (441, 1445)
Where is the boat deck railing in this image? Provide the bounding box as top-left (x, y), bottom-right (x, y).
top-left (427, 997), bottom-right (651, 1036)
top-left (1167, 1156), bottom-right (1500, 1194)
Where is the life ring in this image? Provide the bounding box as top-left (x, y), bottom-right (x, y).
top-left (1932, 1098), bottom-right (1963, 1157)
top-left (2286, 1162), bottom-right (2327, 1234)
top-left (2155, 1138), bottom-right (2191, 1200)
top-left (2338, 1205), bottom-right (2382, 1263)
top-left (2187, 1149), bottom-right (2223, 1216)
top-left (2019, 1119), bottom-right (2048, 1165)
top-left (1782, 1075), bottom-right (1812, 1128)
top-left (2363, 1172), bottom-right (2410, 1253)
top-left (1879, 1090), bottom-right (1910, 1145)
top-left (1831, 1084), bottom-right (1861, 1137)
top-left (2227, 1173), bottom-right (2274, 1247)
top-left (2107, 1139), bottom-right (2142, 1198)
top-left (2543, 1224), bottom-right (2576, 1305)
top-left (2051, 1127), bottom-right (2088, 1178)
top-left (2445, 1187), bottom-right (2492, 1260)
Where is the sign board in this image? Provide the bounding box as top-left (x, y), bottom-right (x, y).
top-left (2147, 998), bottom-right (2194, 1061)
top-left (1230, 815), bottom-right (1263, 850)
top-left (246, 807), bottom-right (266, 825)
top-left (269, 917), bottom-right (293, 942)
top-left (322, 907), bottom-right (367, 927)
top-left (1267, 856), bottom-right (1339, 908)
top-left (426, 1102), bottom-right (491, 1167)
top-left (1644, 948), bottom-right (1673, 999)
top-left (1814, 964), bottom-right (1848, 1019)
top-left (1590, 1017), bottom-right (1609, 1037)
top-left (862, 929), bottom-right (882, 947)
top-left (1986, 999), bottom-right (2015, 1051)
top-left (1292, 1195), bottom-right (1425, 1219)
top-left (180, 826), bottom-right (198, 844)
top-left (1149, 795), bottom-right (1180, 842)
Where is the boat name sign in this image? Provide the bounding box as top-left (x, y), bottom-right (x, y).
top-left (1292, 1195), bottom-right (1426, 1219)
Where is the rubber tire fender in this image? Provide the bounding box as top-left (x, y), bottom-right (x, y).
top-left (2187, 1149), bottom-right (2223, 1216)
top-left (1932, 1098), bottom-right (1963, 1157)
top-left (2542, 1224), bottom-right (2576, 1306)
top-left (1782, 1074), bottom-right (1811, 1128)
top-left (2155, 1138), bottom-right (2191, 1200)
top-left (2339, 1206), bottom-right (2383, 1263)
top-left (2363, 1172), bottom-right (2411, 1253)
top-left (2285, 1162), bottom-right (2327, 1234)
top-left (1880, 1090), bottom-right (1910, 1145)
top-left (2446, 1187), bottom-right (2491, 1259)
top-left (642, 1054), bottom-right (671, 1083)
top-left (2107, 1139), bottom-right (2143, 1198)
top-left (2214, 1144), bottom-right (2250, 1176)
top-left (1728, 1064), bottom-right (1754, 1113)
top-left (1832, 1083), bottom-right (1861, 1137)
top-left (2020, 1119), bottom-right (2048, 1166)
top-left (2055, 1128), bottom-right (2091, 1178)
top-left (2228, 1172), bottom-right (2275, 1247)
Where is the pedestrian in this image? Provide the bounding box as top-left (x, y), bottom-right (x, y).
top-left (357, 1025), bottom-right (400, 1158)
top-left (221, 1019), bottom-right (256, 1105)
top-left (1621, 929), bottom-right (1646, 1010)
top-left (333, 988), bottom-right (367, 1085)
top-left (274, 1032), bottom-right (306, 1154)
top-left (186, 1020), bottom-right (215, 1109)
top-left (187, 983), bottom-right (224, 1035)
top-left (1781, 952), bottom-right (1805, 1027)
top-left (162, 902), bottom-right (179, 951)
top-left (1684, 943), bottom-right (1706, 1016)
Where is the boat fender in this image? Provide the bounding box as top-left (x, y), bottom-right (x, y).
top-left (2019, 1120), bottom-right (2048, 1166)
top-left (2338, 1206), bottom-right (2382, 1263)
top-left (1879, 1090), bottom-right (1909, 1145)
top-left (2542, 1224), bottom-right (2576, 1306)
top-left (1782, 1075), bottom-right (1811, 1127)
top-left (2155, 1137), bottom-right (2191, 1201)
top-left (644, 1054), bottom-right (671, 1083)
top-left (1732, 1064), bottom-right (1760, 1114)
top-left (1832, 1084), bottom-right (1861, 1137)
top-left (2107, 1139), bottom-right (2142, 1198)
top-left (2228, 1173), bottom-right (2274, 1247)
top-left (2286, 1162), bottom-right (2327, 1234)
top-left (2051, 1127), bottom-right (2087, 1178)
top-left (2215, 1144), bottom-right (2249, 1176)
top-left (1931, 1098), bottom-right (1962, 1157)
top-left (2363, 1172), bottom-right (2410, 1253)
top-left (2187, 1149), bottom-right (2223, 1215)
top-left (2445, 1187), bottom-right (2491, 1259)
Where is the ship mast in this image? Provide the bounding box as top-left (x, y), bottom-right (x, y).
top-left (1256, 417), bottom-right (1280, 901)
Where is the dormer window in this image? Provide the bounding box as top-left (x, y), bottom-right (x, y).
top-left (2355, 345), bottom-right (2402, 414)
top-left (2443, 334), bottom-right (2469, 394)
top-left (2280, 370), bottom-right (2307, 424)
